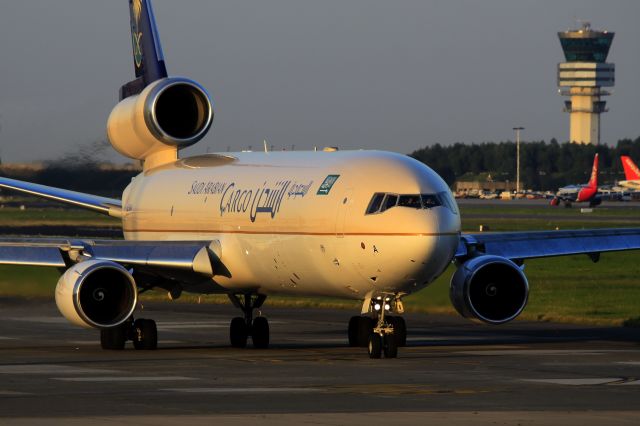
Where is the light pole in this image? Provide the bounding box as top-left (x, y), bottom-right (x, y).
top-left (513, 127), bottom-right (525, 193)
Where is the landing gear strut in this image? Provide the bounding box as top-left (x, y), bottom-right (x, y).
top-left (100, 317), bottom-right (158, 350)
top-left (348, 294), bottom-right (406, 358)
top-left (228, 293), bottom-right (270, 349)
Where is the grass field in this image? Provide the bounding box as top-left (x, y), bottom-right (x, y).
top-left (1, 201), bottom-right (639, 326)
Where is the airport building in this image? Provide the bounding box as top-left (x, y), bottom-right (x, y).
top-left (558, 22), bottom-right (615, 145)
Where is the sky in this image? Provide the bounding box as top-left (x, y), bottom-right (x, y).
top-left (0, 0), bottom-right (638, 163)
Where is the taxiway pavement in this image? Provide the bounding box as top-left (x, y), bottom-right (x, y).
top-left (0, 299), bottom-right (639, 424)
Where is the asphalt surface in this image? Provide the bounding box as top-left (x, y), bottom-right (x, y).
top-left (0, 299), bottom-right (639, 424)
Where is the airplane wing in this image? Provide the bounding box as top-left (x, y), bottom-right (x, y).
top-left (0, 238), bottom-right (226, 296)
top-left (456, 228), bottom-right (640, 262)
top-left (0, 238), bottom-right (220, 274)
top-left (0, 177), bottom-right (122, 218)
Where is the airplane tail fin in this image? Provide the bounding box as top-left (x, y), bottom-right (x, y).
top-left (621, 156), bottom-right (640, 181)
top-left (120, 0), bottom-right (168, 100)
top-left (588, 153), bottom-right (599, 188)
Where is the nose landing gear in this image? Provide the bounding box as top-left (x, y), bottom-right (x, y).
top-left (348, 293), bottom-right (406, 358)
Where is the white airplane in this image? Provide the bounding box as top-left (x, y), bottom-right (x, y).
top-left (1, 0), bottom-right (640, 358)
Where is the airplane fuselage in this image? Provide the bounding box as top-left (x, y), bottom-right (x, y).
top-left (618, 180), bottom-right (640, 190)
top-left (121, 150), bottom-right (461, 299)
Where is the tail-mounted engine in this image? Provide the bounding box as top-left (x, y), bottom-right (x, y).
top-left (55, 259), bottom-right (138, 329)
top-left (450, 255), bottom-right (529, 324)
top-left (107, 77), bottom-right (213, 170)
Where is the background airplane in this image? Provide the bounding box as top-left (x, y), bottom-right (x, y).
top-left (619, 156), bottom-right (640, 190)
top-left (550, 153), bottom-right (600, 207)
top-left (1, 1), bottom-right (640, 359)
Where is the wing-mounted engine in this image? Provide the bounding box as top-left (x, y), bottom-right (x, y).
top-left (107, 77), bottom-right (213, 170)
top-left (450, 255), bottom-right (529, 324)
top-left (55, 259), bottom-right (138, 329)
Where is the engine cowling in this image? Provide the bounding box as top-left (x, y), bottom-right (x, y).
top-left (107, 77), bottom-right (213, 164)
top-left (450, 255), bottom-right (529, 324)
top-left (55, 259), bottom-right (138, 329)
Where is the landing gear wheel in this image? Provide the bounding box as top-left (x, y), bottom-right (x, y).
top-left (133, 319), bottom-right (158, 350)
top-left (387, 316), bottom-right (407, 347)
top-left (383, 334), bottom-right (398, 358)
top-left (251, 317), bottom-right (270, 349)
top-left (348, 316), bottom-right (359, 347)
top-left (368, 333), bottom-right (382, 359)
top-left (348, 316), bottom-right (374, 347)
top-left (100, 324), bottom-right (126, 350)
top-left (230, 317), bottom-right (248, 348)
top-left (358, 317), bottom-right (374, 347)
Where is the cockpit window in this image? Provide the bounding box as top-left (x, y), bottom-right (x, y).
top-left (438, 191), bottom-right (458, 214)
top-left (380, 194), bottom-right (398, 212)
top-left (421, 194), bottom-right (441, 208)
top-left (398, 195), bottom-right (422, 209)
top-left (365, 191), bottom-right (458, 215)
top-left (366, 193), bottom-right (385, 214)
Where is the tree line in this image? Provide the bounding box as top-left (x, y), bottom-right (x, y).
top-left (410, 137), bottom-right (640, 190)
top-left (3, 137), bottom-right (640, 194)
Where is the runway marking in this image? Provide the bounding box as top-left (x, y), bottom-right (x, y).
top-left (0, 365), bottom-right (118, 375)
top-left (457, 349), bottom-right (611, 356)
top-left (157, 321), bottom-right (286, 330)
top-left (618, 361), bottom-right (640, 365)
top-left (288, 338), bottom-right (349, 343)
top-left (7, 316), bottom-right (68, 324)
top-left (409, 337), bottom-right (491, 342)
top-left (524, 378), bottom-right (623, 386)
top-left (66, 340), bottom-right (185, 345)
top-left (0, 336), bottom-right (17, 340)
top-left (53, 376), bottom-right (197, 382)
top-left (157, 324), bottom-right (227, 330)
top-left (162, 387), bottom-right (322, 394)
top-left (615, 380), bottom-right (640, 386)
top-left (0, 390), bottom-right (31, 396)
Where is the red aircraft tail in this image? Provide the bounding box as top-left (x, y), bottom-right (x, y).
top-left (621, 156), bottom-right (640, 181)
top-left (587, 153), bottom-right (599, 188)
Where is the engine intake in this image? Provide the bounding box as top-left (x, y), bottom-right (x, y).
top-left (107, 77), bottom-right (213, 167)
top-left (55, 259), bottom-right (138, 329)
top-left (146, 79), bottom-right (212, 145)
top-left (450, 255), bottom-right (529, 324)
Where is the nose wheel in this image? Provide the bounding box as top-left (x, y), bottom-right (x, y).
top-left (367, 333), bottom-right (398, 359)
top-left (349, 294), bottom-right (407, 358)
top-left (228, 293), bottom-right (270, 349)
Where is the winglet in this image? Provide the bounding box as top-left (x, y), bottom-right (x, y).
top-left (120, 0), bottom-right (168, 100)
top-left (621, 156), bottom-right (640, 181)
top-left (588, 153), bottom-right (599, 188)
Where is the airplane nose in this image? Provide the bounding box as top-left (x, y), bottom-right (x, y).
top-left (433, 206), bottom-right (461, 264)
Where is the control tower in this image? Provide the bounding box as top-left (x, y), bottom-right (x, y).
top-left (558, 22), bottom-right (615, 145)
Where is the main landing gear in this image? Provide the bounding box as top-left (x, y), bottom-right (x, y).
top-left (347, 294), bottom-right (407, 359)
top-left (228, 293), bottom-right (270, 349)
top-left (100, 317), bottom-right (158, 350)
